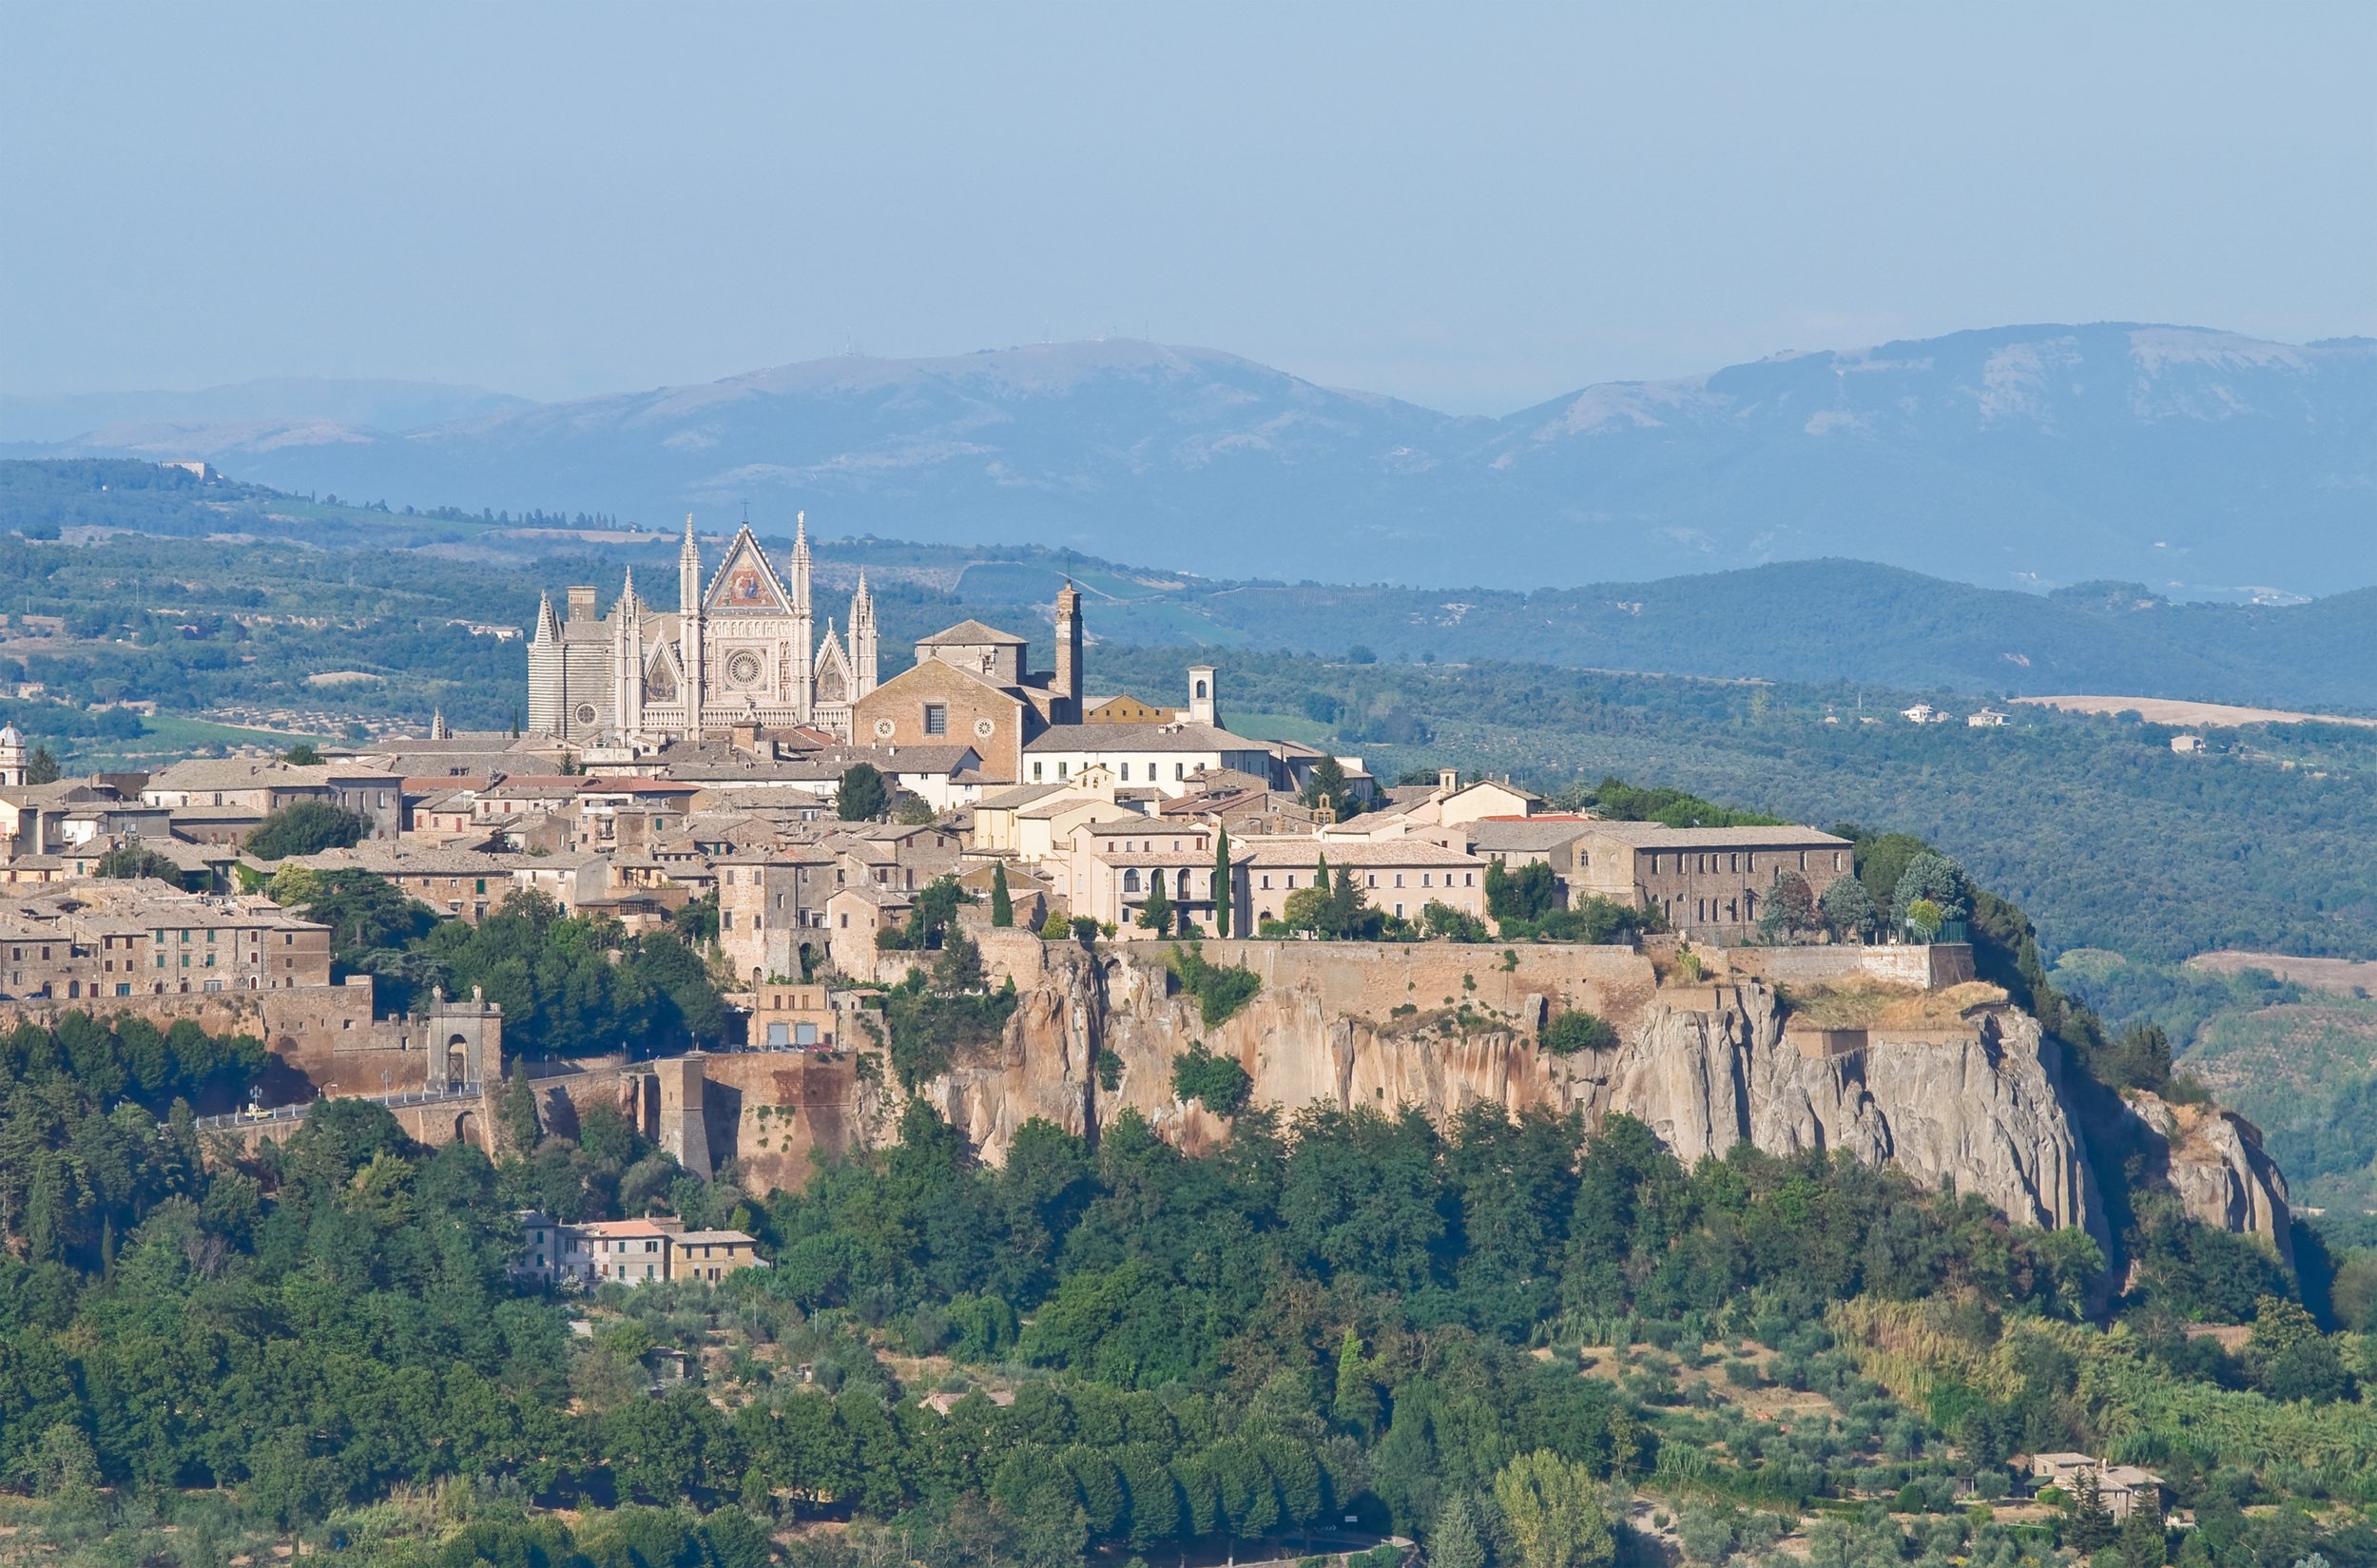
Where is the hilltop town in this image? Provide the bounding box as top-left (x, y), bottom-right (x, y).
top-left (0, 526), bottom-right (2326, 1568)
top-left (0, 552), bottom-right (2289, 1246)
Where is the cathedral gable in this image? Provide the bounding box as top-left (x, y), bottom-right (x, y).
top-left (644, 642), bottom-right (683, 703)
top-left (704, 527), bottom-right (796, 614)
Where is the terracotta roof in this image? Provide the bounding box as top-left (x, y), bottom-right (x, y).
top-left (916, 619), bottom-right (1026, 646)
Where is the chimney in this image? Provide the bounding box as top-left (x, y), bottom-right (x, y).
top-left (566, 586), bottom-right (597, 622)
top-left (1438, 766), bottom-right (1459, 794)
top-left (1054, 581), bottom-right (1083, 722)
top-left (1187, 664), bottom-right (1217, 726)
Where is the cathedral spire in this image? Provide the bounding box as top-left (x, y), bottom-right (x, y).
top-left (532, 590), bottom-right (560, 646)
top-left (619, 566), bottom-right (638, 613)
top-left (677, 514), bottom-right (702, 613)
top-left (429, 707), bottom-right (449, 741)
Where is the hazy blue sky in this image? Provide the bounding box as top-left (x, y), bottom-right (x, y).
top-left (4, 2), bottom-right (2370, 413)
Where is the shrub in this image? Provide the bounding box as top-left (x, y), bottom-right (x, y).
top-left (1168, 940), bottom-right (1262, 1027)
top-left (1541, 1010), bottom-right (1618, 1055)
top-left (1172, 1041), bottom-right (1252, 1115)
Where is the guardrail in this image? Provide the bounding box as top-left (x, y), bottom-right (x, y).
top-left (195, 1081), bottom-right (483, 1131)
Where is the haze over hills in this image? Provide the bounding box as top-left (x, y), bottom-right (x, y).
top-left (9, 323), bottom-right (2372, 595)
top-left (0, 377), bottom-right (529, 447)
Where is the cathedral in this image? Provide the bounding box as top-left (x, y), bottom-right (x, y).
top-left (526, 514), bottom-right (879, 745)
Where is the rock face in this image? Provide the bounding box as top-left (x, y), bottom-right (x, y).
top-left (839, 932), bottom-right (2288, 1259)
top-left (2126, 1091), bottom-right (2295, 1269)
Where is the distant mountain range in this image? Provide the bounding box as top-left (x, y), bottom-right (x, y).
top-left (8, 325), bottom-right (2371, 594)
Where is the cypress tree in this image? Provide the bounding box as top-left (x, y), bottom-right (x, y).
top-left (1212, 827), bottom-right (1233, 939)
top-left (990, 861), bottom-right (1014, 927)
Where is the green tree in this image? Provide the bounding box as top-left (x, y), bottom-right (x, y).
top-left (990, 862), bottom-right (1015, 927)
top-left (2069, 1470), bottom-right (2117, 1555)
top-left (2118, 1487), bottom-right (2169, 1568)
top-left (837, 763), bottom-right (890, 822)
top-left (93, 842), bottom-right (181, 881)
top-left (1423, 900), bottom-right (1490, 941)
top-left (1139, 869), bottom-right (1173, 935)
top-left (1304, 755), bottom-right (1351, 822)
top-left (1487, 860), bottom-right (1560, 923)
top-left (1904, 898), bottom-right (1944, 942)
top-left (24, 746), bottom-right (59, 785)
top-left (1541, 1010), bottom-right (1617, 1055)
top-left (1493, 1450), bottom-right (1614, 1568)
top-left (1755, 870), bottom-right (1817, 942)
top-left (282, 741), bottom-right (325, 765)
top-left (1431, 1495), bottom-right (1490, 1568)
top-left (1213, 827), bottom-right (1233, 939)
top-left (500, 1059), bottom-right (540, 1155)
top-left (1172, 1042), bottom-right (1252, 1115)
top-left (1819, 873), bottom-right (1878, 939)
top-left (1893, 850), bottom-right (1968, 923)
top-left (245, 800), bottom-right (370, 860)
top-left (1331, 1328), bottom-right (1381, 1438)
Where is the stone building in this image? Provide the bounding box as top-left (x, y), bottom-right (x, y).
top-left (528, 514), bottom-right (879, 745)
top-left (848, 584), bottom-right (1088, 784)
top-left (0, 878), bottom-right (333, 1000)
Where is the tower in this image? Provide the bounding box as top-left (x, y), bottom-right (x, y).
top-left (613, 568), bottom-right (645, 740)
top-left (677, 515), bottom-right (705, 736)
top-left (1187, 663), bottom-right (1218, 727)
top-left (1054, 580), bottom-right (1083, 724)
top-left (428, 709), bottom-right (449, 742)
top-left (850, 570), bottom-right (879, 698)
top-left (0, 725), bottom-right (25, 788)
top-left (789, 512), bottom-right (816, 724)
top-left (527, 591), bottom-right (564, 735)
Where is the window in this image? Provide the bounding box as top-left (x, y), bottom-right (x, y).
top-left (1120, 763), bottom-right (1130, 781)
top-left (1465, 872), bottom-right (1475, 886)
top-left (922, 704), bottom-right (948, 736)
top-left (1421, 873), bottom-right (1432, 887)
top-left (1033, 762), bottom-right (1044, 781)
top-left (1394, 873), bottom-right (1404, 887)
top-left (1057, 762), bottom-right (1069, 778)
top-left (1174, 763), bottom-right (1184, 781)
top-left (475, 878), bottom-right (486, 894)
top-left (1261, 875), bottom-right (1271, 889)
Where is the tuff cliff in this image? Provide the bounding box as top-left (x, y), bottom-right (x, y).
top-left (899, 933), bottom-right (2290, 1258)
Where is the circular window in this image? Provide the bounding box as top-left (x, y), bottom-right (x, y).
top-left (725, 650), bottom-right (763, 687)
top-left (973, 717), bottom-right (996, 739)
top-left (572, 704), bottom-right (598, 726)
top-left (873, 718), bottom-right (896, 739)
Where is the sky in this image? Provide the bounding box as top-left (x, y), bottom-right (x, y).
top-left (2, 2), bottom-right (2371, 416)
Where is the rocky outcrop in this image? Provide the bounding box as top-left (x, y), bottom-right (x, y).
top-left (907, 938), bottom-right (2128, 1247)
top-left (2126, 1091), bottom-right (2295, 1268)
top-left (834, 933), bottom-right (2286, 1258)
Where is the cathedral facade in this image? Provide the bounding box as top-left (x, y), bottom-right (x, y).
top-left (526, 515), bottom-right (879, 745)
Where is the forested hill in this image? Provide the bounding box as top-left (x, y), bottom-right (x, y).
top-left (9, 459), bottom-right (2377, 712)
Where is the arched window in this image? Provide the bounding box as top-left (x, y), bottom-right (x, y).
top-left (1195, 679), bottom-right (1208, 698)
top-left (1123, 869), bottom-right (1141, 893)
